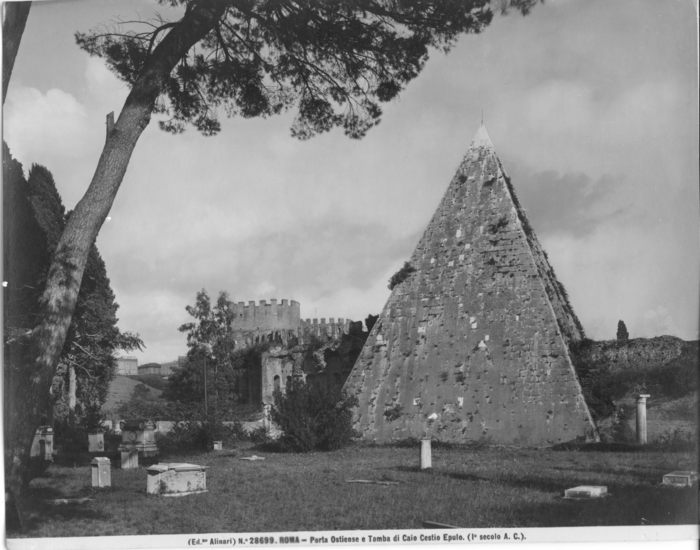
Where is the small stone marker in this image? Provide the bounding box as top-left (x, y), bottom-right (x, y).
top-left (239, 455), bottom-right (265, 461)
top-left (662, 471), bottom-right (698, 487)
top-left (421, 439), bottom-right (432, 470)
top-left (121, 447), bottom-right (139, 469)
top-left (213, 440), bottom-right (223, 451)
top-left (146, 463), bottom-right (209, 497)
top-left (88, 431), bottom-right (105, 453)
top-left (91, 457), bottom-right (111, 487)
top-left (564, 486), bottom-right (607, 499)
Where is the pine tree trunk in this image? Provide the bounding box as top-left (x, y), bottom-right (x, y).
top-left (2, 1), bottom-right (32, 104)
top-left (3, 0), bottom-right (228, 512)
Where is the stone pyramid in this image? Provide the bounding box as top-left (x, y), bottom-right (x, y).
top-left (344, 124), bottom-right (598, 446)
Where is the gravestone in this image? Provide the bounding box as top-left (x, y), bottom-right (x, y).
top-left (146, 463), bottom-right (209, 497)
top-left (662, 471), bottom-right (698, 487)
top-left (121, 448), bottom-right (139, 469)
top-left (213, 441), bottom-right (223, 451)
top-left (91, 457), bottom-right (111, 487)
top-left (88, 431), bottom-right (105, 453)
top-left (30, 426), bottom-right (53, 461)
top-left (118, 419), bottom-right (158, 457)
top-left (564, 486), bottom-right (607, 498)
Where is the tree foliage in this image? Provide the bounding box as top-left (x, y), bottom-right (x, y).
top-left (616, 320), bottom-right (629, 342)
top-left (270, 377), bottom-right (358, 452)
top-left (388, 260), bottom-right (417, 290)
top-left (171, 289), bottom-right (269, 414)
top-left (77, 0), bottom-right (537, 139)
top-left (2, 158), bottom-right (142, 430)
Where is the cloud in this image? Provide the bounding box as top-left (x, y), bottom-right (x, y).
top-left (507, 166), bottom-right (627, 238)
top-left (4, 86), bottom-right (90, 172)
top-left (640, 306), bottom-right (682, 339)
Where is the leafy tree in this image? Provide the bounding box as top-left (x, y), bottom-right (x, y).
top-left (616, 320), bottom-right (629, 342)
top-left (388, 260), bottom-right (417, 290)
top-left (174, 289), bottom-right (257, 414)
top-left (7, 0), bottom-right (538, 508)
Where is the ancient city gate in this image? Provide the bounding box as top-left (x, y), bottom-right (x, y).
top-left (343, 125), bottom-right (598, 446)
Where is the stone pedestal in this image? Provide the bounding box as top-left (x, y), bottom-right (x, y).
top-left (213, 440), bottom-right (223, 451)
top-left (146, 463), bottom-right (209, 497)
top-left (30, 426), bottom-right (54, 461)
top-left (420, 439), bottom-right (432, 469)
top-left (636, 394), bottom-right (650, 444)
top-left (88, 431), bottom-right (105, 453)
top-left (91, 457), bottom-right (111, 487)
top-left (121, 447), bottom-right (139, 469)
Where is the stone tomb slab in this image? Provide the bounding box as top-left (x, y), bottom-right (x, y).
top-left (564, 486), bottom-right (608, 499)
top-left (147, 463), bottom-right (209, 497)
top-left (662, 471), bottom-right (698, 487)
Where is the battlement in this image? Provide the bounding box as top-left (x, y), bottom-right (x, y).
top-left (231, 299), bottom-right (301, 332)
top-left (302, 318), bottom-right (350, 327)
top-left (230, 299), bottom-right (352, 347)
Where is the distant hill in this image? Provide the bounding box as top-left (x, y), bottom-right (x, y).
top-left (103, 375), bottom-right (163, 413)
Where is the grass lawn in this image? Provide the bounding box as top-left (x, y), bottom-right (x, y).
top-left (13, 443), bottom-right (698, 538)
top-left (103, 375), bottom-right (163, 413)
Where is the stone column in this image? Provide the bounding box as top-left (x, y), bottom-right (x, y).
top-left (420, 439), bottom-right (432, 469)
top-left (636, 394), bottom-right (650, 444)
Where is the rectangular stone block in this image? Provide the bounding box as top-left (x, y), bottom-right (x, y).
top-left (662, 471), bottom-right (698, 487)
top-left (564, 486), bottom-right (607, 498)
top-left (213, 441), bottom-right (223, 451)
top-left (30, 426), bottom-right (54, 461)
top-left (88, 432), bottom-right (105, 453)
top-left (121, 448), bottom-right (139, 469)
top-left (91, 457), bottom-right (111, 487)
top-left (147, 463), bottom-right (209, 497)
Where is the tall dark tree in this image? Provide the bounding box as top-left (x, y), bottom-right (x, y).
top-left (3, 160), bottom-right (142, 514)
top-left (616, 320), bottom-right (629, 342)
top-left (8, 0), bottom-right (538, 507)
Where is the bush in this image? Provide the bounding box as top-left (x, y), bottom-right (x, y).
top-left (155, 408), bottom-right (247, 455)
top-left (388, 261), bottom-right (416, 290)
top-left (270, 378), bottom-right (358, 452)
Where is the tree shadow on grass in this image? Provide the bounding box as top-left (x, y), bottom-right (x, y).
top-left (502, 483), bottom-right (698, 527)
top-left (9, 487), bottom-right (112, 537)
top-left (392, 463), bottom-right (697, 526)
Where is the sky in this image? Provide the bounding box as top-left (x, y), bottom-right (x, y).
top-left (3, 0), bottom-right (699, 364)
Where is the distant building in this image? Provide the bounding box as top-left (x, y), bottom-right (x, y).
top-left (160, 356), bottom-right (187, 377)
top-left (116, 356), bottom-right (138, 375)
top-left (138, 363), bottom-right (161, 375)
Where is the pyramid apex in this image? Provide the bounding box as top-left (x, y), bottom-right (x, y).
top-left (471, 123), bottom-right (494, 149)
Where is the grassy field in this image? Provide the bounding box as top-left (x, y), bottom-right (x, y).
top-left (13, 442), bottom-right (698, 538)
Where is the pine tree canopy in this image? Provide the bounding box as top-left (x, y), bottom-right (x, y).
top-left (76, 0), bottom-right (537, 139)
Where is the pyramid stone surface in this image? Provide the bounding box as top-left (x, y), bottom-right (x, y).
top-left (344, 125), bottom-right (598, 446)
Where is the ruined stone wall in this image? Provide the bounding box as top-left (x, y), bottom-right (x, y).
top-left (300, 318), bottom-right (352, 343)
top-left (343, 126), bottom-right (597, 446)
